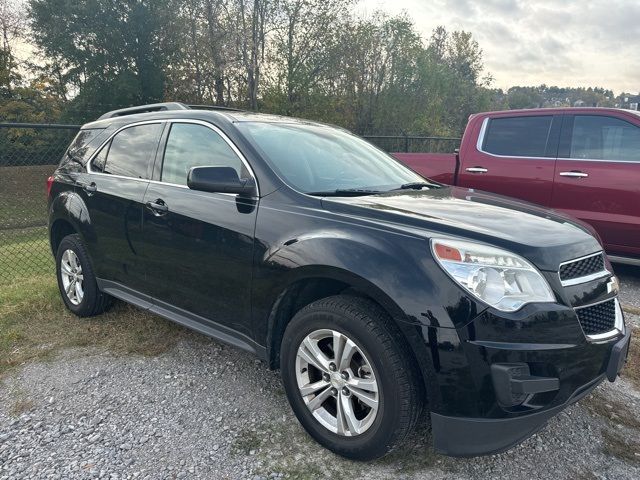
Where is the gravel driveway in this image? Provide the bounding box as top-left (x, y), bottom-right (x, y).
top-left (1, 266), bottom-right (639, 480)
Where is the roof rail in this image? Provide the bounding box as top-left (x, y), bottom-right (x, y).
top-left (97, 102), bottom-right (189, 120)
top-left (187, 104), bottom-right (243, 112)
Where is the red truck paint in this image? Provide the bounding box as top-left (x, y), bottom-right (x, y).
top-left (46, 175), bottom-right (54, 198)
top-left (394, 108), bottom-right (640, 263)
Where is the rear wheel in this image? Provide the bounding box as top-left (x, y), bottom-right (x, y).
top-left (280, 295), bottom-right (423, 460)
top-left (56, 234), bottom-right (112, 317)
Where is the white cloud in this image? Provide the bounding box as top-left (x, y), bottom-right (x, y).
top-left (358, 0), bottom-right (639, 93)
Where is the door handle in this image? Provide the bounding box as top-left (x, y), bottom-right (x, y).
top-left (466, 167), bottom-right (488, 173)
top-left (559, 171), bottom-right (588, 178)
top-left (82, 182), bottom-right (97, 194)
top-left (146, 200), bottom-right (169, 215)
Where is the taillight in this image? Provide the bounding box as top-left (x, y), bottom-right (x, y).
top-left (46, 176), bottom-right (54, 198)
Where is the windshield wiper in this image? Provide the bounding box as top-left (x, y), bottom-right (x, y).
top-left (395, 181), bottom-right (441, 190)
top-left (306, 188), bottom-right (383, 197)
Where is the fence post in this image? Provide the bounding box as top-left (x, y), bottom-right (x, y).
top-left (402, 131), bottom-right (409, 153)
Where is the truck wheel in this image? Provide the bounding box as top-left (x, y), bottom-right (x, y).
top-left (55, 234), bottom-right (113, 317)
top-left (280, 294), bottom-right (423, 460)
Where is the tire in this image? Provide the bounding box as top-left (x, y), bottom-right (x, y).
top-left (280, 294), bottom-right (423, 460)
top-left (55, 234), bottom-right (113, 317)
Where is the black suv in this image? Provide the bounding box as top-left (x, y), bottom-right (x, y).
top-left (48, 103), bottom-right (630, 460)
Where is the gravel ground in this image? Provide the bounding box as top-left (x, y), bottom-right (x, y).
top-left (1, 267), bottom-right (639, 480)
top-left (617, 264), bottom-right (640, 311)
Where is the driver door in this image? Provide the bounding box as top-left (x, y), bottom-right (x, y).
top-left (141, 121), bottom-right (259, 337)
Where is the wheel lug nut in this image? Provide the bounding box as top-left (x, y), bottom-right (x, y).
top-left (331, 387), bottom-right (338, 396)
top-left (342, 387), bottom-right (350, 396)
top-left (329, 363), bottom-right (337, 371)
top-left (322, 372), bottom-right (330, 382)
top-left (341, 372), bottom-right (348, 380)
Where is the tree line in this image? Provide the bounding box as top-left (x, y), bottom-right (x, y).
top-left (0, 0), bottom-right (636, 137)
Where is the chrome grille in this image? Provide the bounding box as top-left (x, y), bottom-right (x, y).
top-left (559, 253), bottom-right (605, 284)
top-left (576, 299), bottom-right (616, 336)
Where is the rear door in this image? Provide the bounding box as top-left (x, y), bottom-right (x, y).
top-left (77, 122), bottom-right (164, 290)
top-left (552, 114), bottom-right (640, 257)
top-left (140, 121), bottom-right (258, 338)
top-left (457, 114), bottom-right (561, 206)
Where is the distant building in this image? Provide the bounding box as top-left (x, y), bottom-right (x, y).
top-left (621, 95), bottom-right (640, 110)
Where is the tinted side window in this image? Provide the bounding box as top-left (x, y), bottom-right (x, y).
top-left (570, 115), bottom-right (640, 162)
top-left (102, 124), bottom-right (162, 179)
top-left (482, 116), bottom-right (553, 157)
top-left (161, 123), bottom-right (243, 185)
top-left (64, 128), bottom-right (105, 165)
top-left (92, 145), bottom-right (109, 173)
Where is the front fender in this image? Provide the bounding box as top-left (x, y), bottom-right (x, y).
top-left (254, 231), bottom-right (462, 410)
top-left (257, 230), bottom-right (480, 330)
top-left (266, 234), bottom-right (427, 321)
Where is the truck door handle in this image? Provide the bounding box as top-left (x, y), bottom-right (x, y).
top-left (559, 171), bottom-right (588, 178)
top-left (146, 200), bottom-right (169, 215)
top-left (466, 167), bottom-right (488, 173)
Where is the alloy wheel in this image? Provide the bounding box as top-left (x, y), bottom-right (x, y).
top-left (60, 249), bottom-right (84, 305)
top-left (295, 329), bottom-right (379, 436)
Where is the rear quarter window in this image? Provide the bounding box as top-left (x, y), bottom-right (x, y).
top-left (482, 116), bottom-right (553, 158)
top-left (63, 128), bottom-right (108, 166)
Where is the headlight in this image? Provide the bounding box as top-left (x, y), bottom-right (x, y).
top-left (431, 238), bottom-right (555, 312)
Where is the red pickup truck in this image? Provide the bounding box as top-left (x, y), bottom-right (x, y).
top-left (394, 108), bottom-right (640, 265)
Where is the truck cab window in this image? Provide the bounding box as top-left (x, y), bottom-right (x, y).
top-left (570, 115), bottom-right (640, 162)
top-left (482, 116), bottom-right (553, 157)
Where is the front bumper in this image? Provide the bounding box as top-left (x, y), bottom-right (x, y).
top-left (431, 328), bottom-right (631, 457)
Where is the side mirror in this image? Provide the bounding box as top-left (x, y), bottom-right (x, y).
top-left (187, 166), bottom-right (257, 196)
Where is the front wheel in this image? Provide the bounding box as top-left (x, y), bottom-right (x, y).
top-left (280, 295), bottom-right (423, 460)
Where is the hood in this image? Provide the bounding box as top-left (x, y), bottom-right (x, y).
top-left (321, 186), bottom-right (601, 271)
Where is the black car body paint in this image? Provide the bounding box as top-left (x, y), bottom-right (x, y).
top-left (48, 107), bottom-right (630, 457)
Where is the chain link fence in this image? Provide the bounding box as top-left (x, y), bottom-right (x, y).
top-left (0, 123), bottom-right (459, 285)
top-left (362, 135), bottom-right (460, 154)
top-left (0, 123), bottom-right (81, 285)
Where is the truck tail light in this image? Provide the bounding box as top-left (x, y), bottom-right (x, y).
top-left (46, 176), bottom-right (54, 198)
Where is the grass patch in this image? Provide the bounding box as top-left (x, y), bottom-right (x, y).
top-left (10, 396), bottom-right (35, 416)
top-left (0, 274), bottom-right (197, 377)
top-left (249, 420), bottom-right (359, 480)
top-left (623, 305), bottom-right (640, 316)
top-left (602, 429), bottom-right (640, 466)
top-left (583, 387), bottom-right (640, 430)
top-left (270, 463), bottom-right (326, 480)
top-left (0, 165), bottom-right (58, 285)
top-left (4, 385), bottom-right (35, 416)
top-left (374, 422), bottom-right (452, 475)
top-left (232, 429), bottom-right (263, 455)
top-left (621, 325), bottom-right (639, 390)
top-left (569, 471), bottom-right (599, 480)
top-left (0, 226), bottom-right (52, 285)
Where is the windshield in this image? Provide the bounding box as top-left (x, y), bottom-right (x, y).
top-left (237, 122), bottom-right (426, 195)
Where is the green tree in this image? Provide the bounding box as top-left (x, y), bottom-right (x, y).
top-left (265, 0), bottom-right (351, 115)
top-left (28, 0), bottom-right (181, 120)
top-left (1, 0), bottom-right (24, 98)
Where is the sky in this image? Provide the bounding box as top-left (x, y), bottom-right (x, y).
top-left (359, 0), bottom-right (640, 94)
